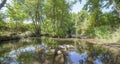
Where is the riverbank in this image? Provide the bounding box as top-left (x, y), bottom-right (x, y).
top-left (0, 31), bottom-right (35, 42)
top-left (52, 38), bottom-right (120, 52)
top-left (0, 31), bottom-right (120, 52)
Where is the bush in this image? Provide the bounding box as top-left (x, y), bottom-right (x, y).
top-left (84, 27), bottom-right (95, 38)
top-left (94, 25), bottom-right (111, 39)
top-left (111, 28), bottom-right (120, 43)
top-left (84, 25), bottom-right (112, 40)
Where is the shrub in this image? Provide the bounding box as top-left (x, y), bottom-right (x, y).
top-left (94, 25), bottom-right (111, 40)
top-left (84, 27), bottom-right (95, 38)
top-left (111, 28), bottom-right (120, 43)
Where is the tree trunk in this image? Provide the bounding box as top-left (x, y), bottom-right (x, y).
top-left (0, 0), bottom-right (7, 10)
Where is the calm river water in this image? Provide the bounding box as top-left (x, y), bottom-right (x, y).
top-left (0, 37), bottom-right (120, 64)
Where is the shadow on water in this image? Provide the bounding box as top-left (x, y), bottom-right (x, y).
top-left (0, 38), bottom-right (120, 64)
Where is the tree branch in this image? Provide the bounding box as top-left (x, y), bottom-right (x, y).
top-left (111, 0), bottom-right (120, 18)
top-left (0, 0), bottom-right (7, 10)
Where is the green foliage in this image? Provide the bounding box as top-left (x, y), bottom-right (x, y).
top-left (83, 25), bottom-right (112, 39)
top-left (0, 0), bottom-right (120, 43)
top-left (84, 27), bottom-right (95, 37)
top-left (6, 20), bottom-right (29, 32)
top-left (93, 45), bottom-right (112, 56)
top-left (0, 21), bottom-right (6, 30)
top-left (111, 28), bottom-right (120, 43)
top-left (42, 17), bottom-right (74, 37)
top-left (42, 0), bottom-right (74, 37)
top-left (0, 13), bottom-right (7, 30)
top-left (0, 32), bottom-right (2, 36)
top-left (75, 10), bottom-right (90, 35)
top-left (94, 25), bottom-right (111, 39)
top-left (100, 12), bottom-right (120, 27)
top-left (6, 0), bottom-right (46, 34)
top-left (7, 2), bottom-right (28, 22)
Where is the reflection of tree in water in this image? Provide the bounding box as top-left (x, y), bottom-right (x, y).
top-left (1, 38), bottom-right (120, 64)
top-left (84, 42), bottom-right (120, 64)
top-left (35, 47), bottom-right (67, 64)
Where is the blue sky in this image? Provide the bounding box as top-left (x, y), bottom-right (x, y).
top-left (1, 0), bottom-right (85, 13)
top-left (71, 0), bottom-right (113, 13)
top-left (71, 0), bottom-right (86, 13)
top-left (1, 0), bottom-right (112, 14)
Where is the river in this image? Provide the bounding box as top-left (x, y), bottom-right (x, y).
top-left (0, 37), bottom-right (120, 64)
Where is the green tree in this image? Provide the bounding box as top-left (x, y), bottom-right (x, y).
top-left (7, 0), bottom-right (45, 35)
top-left (0, 13), bottom-right (6, 30)
top-left (43, 0), bottom-right (74, 37)
top-left (75, 10), bottom-right (89, 35)
top-left (7, 0), bottom-right (28, 31)
top-left (109, 0), bottom-right (120, 18)
top-left (24, 0), bottom-right (45, 36)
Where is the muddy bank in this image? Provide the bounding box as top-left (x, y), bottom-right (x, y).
top-left (52, 38), bottom-right (120, 51)
top-left (0, 31), bottom-right (51, 42)
top-left (0, 35), bottom-right (20, 41)
top-left (0, 31), bottom-right (35, 42)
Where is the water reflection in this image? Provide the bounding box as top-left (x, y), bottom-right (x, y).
top-left (0, 38), bottom-right (120, 64)
top-left (67, 51), bottom-right (87, 64)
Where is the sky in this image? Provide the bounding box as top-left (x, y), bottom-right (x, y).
top-left (71, 0), bottom-right (113, 13)
top-left (1, 0), bottom-right (112, 14)
top-left (71, 0), bottom-right (87, 13)
top-left (0, 0), bottom-right (86, 13)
